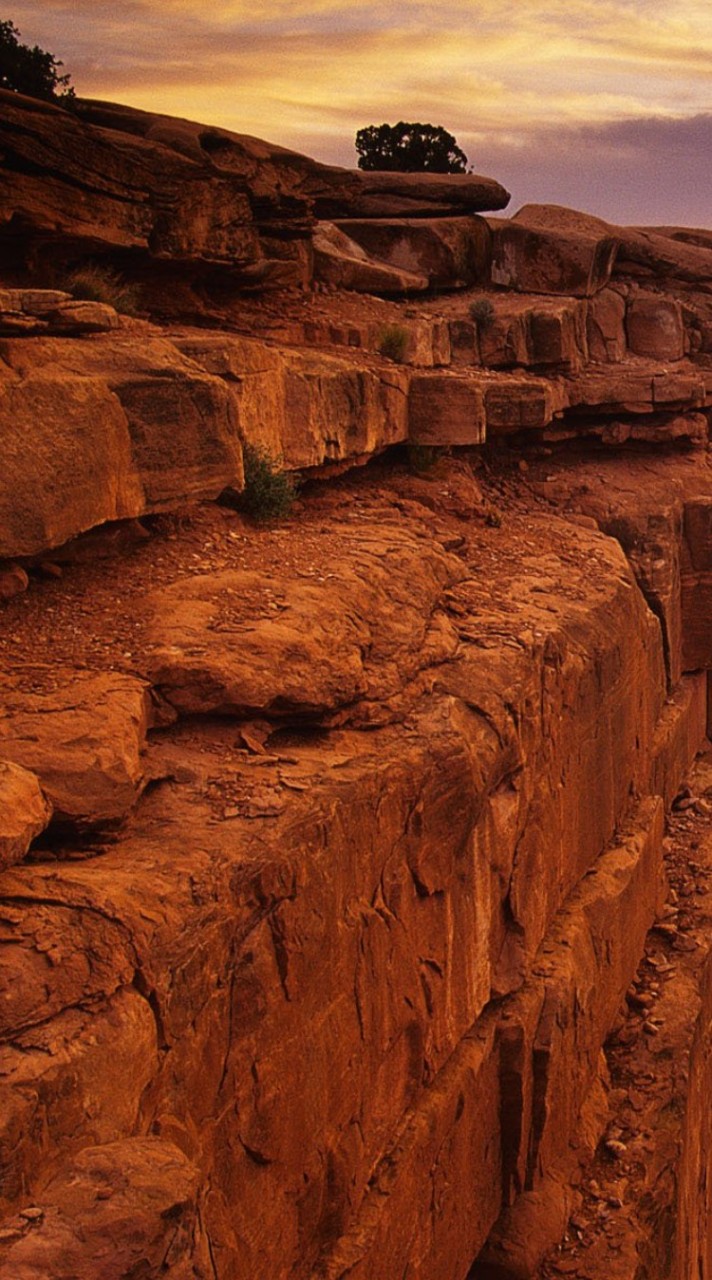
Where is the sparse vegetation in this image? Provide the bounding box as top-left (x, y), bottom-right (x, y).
top-left (407, 443), bottom-right (442, 474)
top-left (377, 324), bottom-right (409, 363)
top-left (355, 122), bottom-right (468, 174)
top-left (469, 297), bottom-right (495, 328)
top-left (239, 444), bottom-right (299, 523)
top-left (65, 264), bottom-right (142, 316)
top-left (0, 18), bottom-right (74, 104)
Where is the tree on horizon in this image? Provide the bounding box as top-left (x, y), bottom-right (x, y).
top-left (355, 122), bottom-right (468, 173)
top-left (0, 18), bottom-right (74, 104)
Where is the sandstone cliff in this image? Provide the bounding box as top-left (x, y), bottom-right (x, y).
top-left (2, 94), bottom-right (712, 1280)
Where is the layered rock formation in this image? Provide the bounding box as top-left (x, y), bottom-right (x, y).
top-left (2, 93), bottom-right (712, 1280)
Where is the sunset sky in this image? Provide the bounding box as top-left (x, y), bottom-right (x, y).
top-left (8, 0), bottom-right (712, 226)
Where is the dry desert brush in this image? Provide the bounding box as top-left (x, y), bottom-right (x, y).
top-left (65, 264), bottom-right (142, 316)
top-left (239, 444), bottom-right (299, 523)
top-left (377, 323), bottom-right (409, 363)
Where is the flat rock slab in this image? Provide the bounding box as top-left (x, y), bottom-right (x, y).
top-left (172, 332), bottom-right (410, 470)
top-left (146, 524), bottom-right (465, 720)
top-left (313, 169), bottom-right (510, 219)
top-left (0, 672), bottom-right (152, 829)
top-left (0, 761), bottom-right (51, 869)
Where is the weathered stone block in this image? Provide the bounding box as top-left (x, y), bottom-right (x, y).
top-left (409, 371), bottom-right (487, 445)
top-left (586, 286), bottom-right (627, 361)
top-left (490, 206), bottom-right (619, 296)
top-left (626, 292), bottom-right (685, 360)
top-left (335, 215), bottom-right (492, 289)
top-left (484, 374), bottom-right (567, 432)
top-left (0, 673), bottom-right (151, 829)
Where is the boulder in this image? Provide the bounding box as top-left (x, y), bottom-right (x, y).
top-left (0, 332), bottom-right (242, 558)
top-left (490, 205), bottom-right (619, 296)
top-left (626, 292), bottom-right (685, 360)
top-left (0, 563), bottom-right (28, 601)
top-left (312, 222), bottom-right (428, 294)
top-left (0, 761), bottom-right (51, 869)
top-left (0, 673), bottom-right (152, 829)
top-left (335, 216), bottom-right (492, 289)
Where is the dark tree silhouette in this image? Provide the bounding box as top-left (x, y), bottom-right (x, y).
top-left (355, 122), bottom-right (468, 173)
top-left (0, 18), bottom-right (74, 103)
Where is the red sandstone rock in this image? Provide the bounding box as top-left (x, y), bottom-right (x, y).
top-left (334, 215), bottom-right (492, 289)
top-left (0, 1138), bottom-right (205, 1279)
top-left (626, 291), bottom-right (685, 360)
top-left (146, 524), bottom-right (464, 720)
top-left (586, 286), bottom-right (627, 362)
top-left (0, 563), bottom-right (28, 600)
top-left (489, 206), bottom-right (619, 296)
top-left (172, 331), bottom-right (411, 469)
top-left (0, 672), bottom-right (152, 829)
top-left (0, 91), bottom-right (264, 271)
top-left (313, 222), bottom-right (428, 294)
top-left (484, 372), bottom-right (568, 432)
top-left (0, 761), bottom-right (51, 869)
top-left (408, 371), bottom-right (487, 445)
top-left (0, 332), bottom-right (242, 558)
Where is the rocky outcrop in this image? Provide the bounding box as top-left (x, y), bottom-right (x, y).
top-left (313, 223), bottom-right (428, 294)
top-left (3, 105), bottom-right (712, 1280)
top-left (489, 207), bottom-right (619, 296)
top-left (0, 91), bottom-right (508, 299)
top-left (333, 216), bottom-right (492, 289)
top-left (0, 447), bottom-right (709, 1280)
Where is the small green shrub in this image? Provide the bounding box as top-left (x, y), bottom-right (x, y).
top-left (468, 297), bottom-right (495, 328)
top-left (65, 264), bottom-right (141, 315)
top-left (240, 444), bottom-right (298, 522)
top-left (407, 443), bottom-right (441, 474)
top-left (377, 323), bottom-right (409, 363)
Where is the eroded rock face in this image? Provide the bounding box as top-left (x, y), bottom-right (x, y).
top-left (334, 216), bottom-right (493, 289)
top-left (0, 91), bottom-right (509, 298)
top-left (3, 111), bottom-right (712, 1280)
top-left (489, 206), bottom-right (620, 296)
top-left (0, 331), bottom-right (242, 557)
top-left (2, 458), bottom-right (702, 1280)
top-left (0, 672), bottom-right (151, 829)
